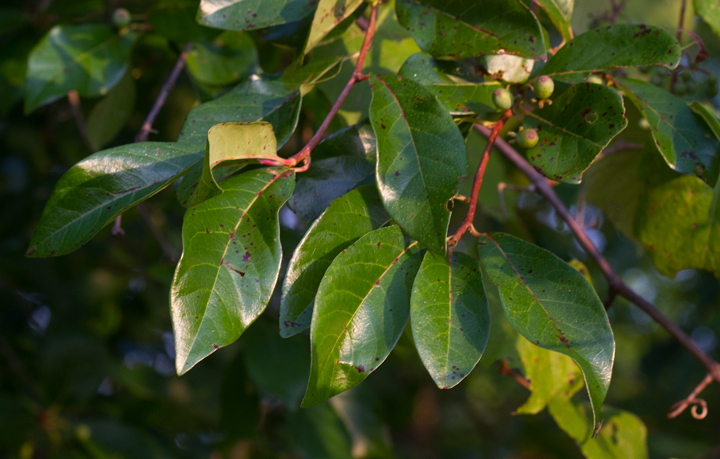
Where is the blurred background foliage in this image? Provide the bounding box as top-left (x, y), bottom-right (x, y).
top-left (1, 0), bottom-right (719, 458)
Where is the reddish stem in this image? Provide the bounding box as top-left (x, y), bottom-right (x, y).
top-left (448, 111), bottom-right (512, 248)
top-left (289, 3), bottom-right (379, 170)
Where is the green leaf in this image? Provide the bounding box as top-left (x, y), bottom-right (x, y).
top-left (548, 399), bottom-right (649, 459)
top-left (534, 0), bottom-right (574, 42)
top-left (186, 31), bottom-right (258, 87)
top-left (150, 0), bottom-right (219, 43)
top-left (304, 0), bottom-right (364, 55)
top-left (514, 335), bottom-right (584, 415)
top-left (302, 226), bottom-right (423, 407)
top-left (243, 318), bottom-right (310, 407)
top-left (178, 57), bottom-right (343, 146)
top-left (24, 25), bottom-right (136, 113)
top-left (288, 123), bottom-right (377, 221)
top-left (483, 54), bottom-right (534, 84)
top-left (197, 0), bottom-right (317, 31)
top-left (369, 74), bottom-right (467, 254)
top-left (288, 404), bottom-right (353, 459)
top-left (176, 162), bottom-right (245, 208)
top-left (26, 143), bottom-right (202, 258)
top-left (183, 122), bottom-right (283, 207)
top-left (398, 52), bottom-right (502, 115)
top-left (281, 186), bottom-right (391, 338)
top-left (478, 233), bottom-right (615, 426)
top-left (615, 78), bottom-right (720, 186)
top-left (171, 168), bottom-right (295, 374)
top-left (522, 82), bottom-right (627, 184)
top-left (395, 0), bottom-right (545, 59)
top-left (410, 251), bottom-right (489, 389)
top-left (87, 70), bottom-right (136, 151)
top-left (694, 0), bottom-right (720, 38)
top-left (541, 25), bottom-right (681, 81)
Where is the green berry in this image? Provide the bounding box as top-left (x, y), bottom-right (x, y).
top-left (516, 128), bottom-right (539, 149)
top-left (533, 76), bottom-right (554, 100)
top-left (492, 88), bottom-right (513, 111)
top-left (708, 74), bottom-right (718, 85)
top-left (681, 71), bottom-right (692, 82)
top-left (706, 82), bottom-right (719, 98)
top-left (674, 81), bottom-right (687, 95)
top-left (112, 8), bottom-right (132, 28)
top-left (586, 75), bottom-right (604, 85)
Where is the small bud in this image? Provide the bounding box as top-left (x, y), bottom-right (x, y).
top-left (516, 128), bottom-right (539, 149)
top-left (112, 8), bottom-right (132, 28)
top-left (492, 88), bottom-right (514, 111)
top-left (533, 76), bottom-right (554, 100)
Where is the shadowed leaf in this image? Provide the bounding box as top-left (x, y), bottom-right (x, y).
top-left (196, 0), bottom-right (318, 31)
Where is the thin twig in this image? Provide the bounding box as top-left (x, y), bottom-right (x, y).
top-left (668, 374), bottom-right (712, 419)
top-left (500, 359), bottom-right (531, 390)
top-left (448, 110), bottom-right (512, 248)
top-left (474, 124), bottom-right (720, 392)
top-left (670, 0), bottom-right (688, 93)
top-left (67, 90), bottom-right (95, 152)
top-left (288, 3), bottom-right (379, 171)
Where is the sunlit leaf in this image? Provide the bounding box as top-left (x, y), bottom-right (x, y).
top-left (197, 0), bottom-right (317, 31)
top-left (186, 31), bottom-right (259, 87)
top-left (304, 0), bottom-right (364, 55)
top-left (534, 0), bottom-right (574, 41)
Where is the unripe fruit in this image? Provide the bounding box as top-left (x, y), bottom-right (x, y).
top-left (534, 76), bottom-right (554, 100)
top-left (586, 74), bottom-right (604, 85)
top-left (681, 72), bottom-right (692, 82)
top-left (112, 8), bottom-right (131, 28)
top-left (492, 88), bottom-right (513, 111)
top-left (516, 128), bottom-right (539, 149)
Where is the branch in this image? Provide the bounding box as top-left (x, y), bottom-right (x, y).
top-left (288, 3), bottom-right (379, 171)
top-left (668, 373), bottom-right (712, 419)
top-left (670, 0), bottom-right (688, 93)
top-left (500, 359), bottom-right (531, 390)
top-left (474, 124), bottom-right (720, 392)
top-left (67, 90), bottom-right (94, 152)
top-left (449, 110), bottom-right (512, 247)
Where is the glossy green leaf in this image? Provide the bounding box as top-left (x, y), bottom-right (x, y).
top-left (150, 0), bottom-right (219, 43)
top-left (478, 233), bottom-right (615, 426)
top-left (695, 0), bottom-right (720, 38)
top-left (534, 0), bottom-right (574, 41)
top-left (197, 0), bottom-right (317, 31)
top-left (184, 122), bottom-right (283, 207)
top-left (541, 25), bottom-right (680, 81)
top-left (26, 143), bottom-right (203, 258)
top-left (522, 82), bottom-right (627, 184)
top-left (186, 31), bottom-right (258, 87)
top-left (176, 162), bottom-right (245, 208)
top-left (395, 0), bottom-right (545, 59)
top-left (410, 251), bottom-right (489, 389)
top-left (171, 168), bottom-right (295, 374)
top-left (302, 226), bottom-right (423, 407)
top-left (514, 335), bottom-right (583, 415)
top-left (288, 123), bottom-right (377, 221)
top-left (24, 25), bottom-right (136, 113)
top-left (86, 70), bottom-right (136, 151)
top-left (548, 399), bottom-right (649, 459)
top-left (616, 77), bottom-right (720, 186)
top-left (282, 186), bottom-right (390, 338)
top-left (304, 0), bottom-right (364, 55)
top-left (243, 318), bottom-right (310, 407)
top-left (483, 54), bottom-right (534, 84)
top-left (179, 57), bottom-right (343, 146)
top-left (369, 74), bottom-right (467, 254)
top-left (398, 52), bottom-right (501, 115)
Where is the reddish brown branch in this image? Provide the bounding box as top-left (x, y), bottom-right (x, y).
top-left (289, 3), bottom-right (379, 171)
top-left (668, 373), bottom-right (712, 419)
top-left (449, 111), bottom-right (512, 248)
top-left (500, 359), bottom-right (531, 390)
top-left (474, 124), bottom-right (720, 393)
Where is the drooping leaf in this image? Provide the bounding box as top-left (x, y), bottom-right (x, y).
top-left (483, 54), bottom-right (534, 84)
top-left (410, 251), bottom-right (489, 389)
top-left (478, 233), bottom-right (615, 426)
top-left (183, 122), bottom-right (283, 208)
top-left (87, 70), bottom-right (136, 151)
top-left (171, 168), bottom-right (295, 374)
top-left (26, 143), bottom-right (203, 258)
top-left (302, 226), bottom-right (423, 407)
top-left (178, 57), bottom-right (344, 146)
top-left (281, 185), bottom-right (390, 337)
top-left (24, 25), bottom-right (136, 113)
top-left (185, 31), bottom-right (259, 87)
top-left (288, 123), bottom-right (377, 221)
top-left (196, 0), bottom-right (317, 32)
top-left (694, 0), bottom-right (720, 38)
top-left (522, 82), bottom-right (627, 184)
top-left (369, 74), bottom-right (467, 254)
top-left (534, 0), bottom-right (574, 42)
top-left (548, 399), bottom-right (649, 459)
top-left (514, 335), bottom-right (583, 415)
top-left (395, 0), bottom-right (545, 59)
top-left (541, 25), bottom-right (681, 81)
top-left (398, 52), bottom-right (501, 115)
top-left (616, 77), bottom-right (720, 186)
top-left (304, 0), bottom-right (364, 55)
